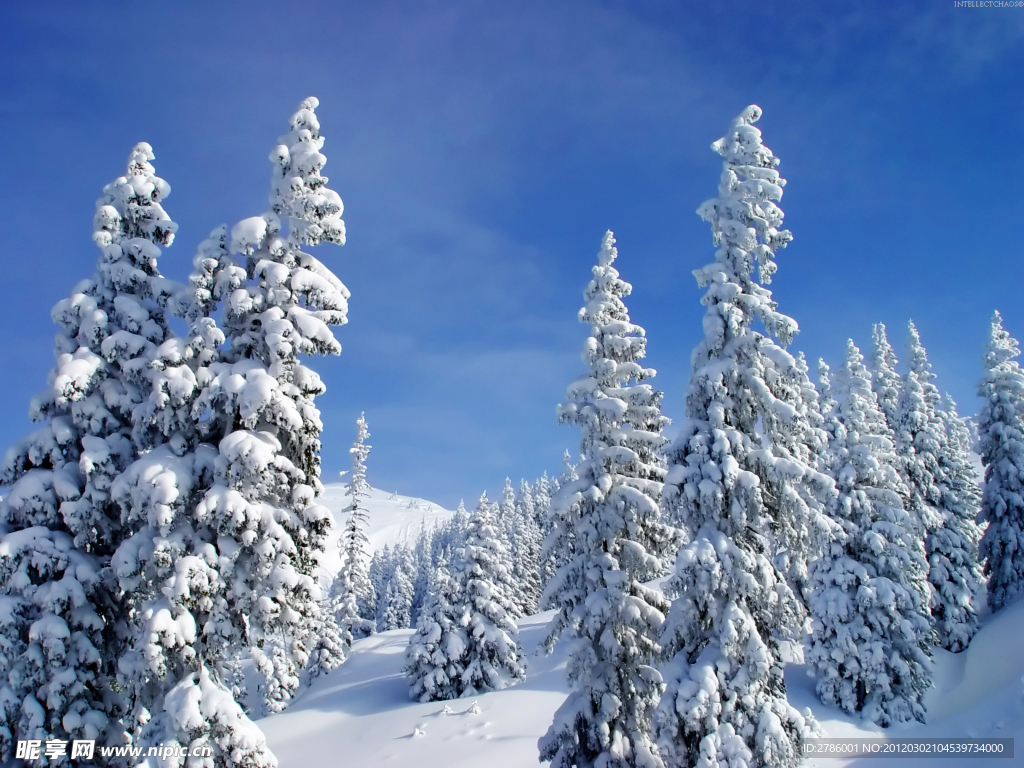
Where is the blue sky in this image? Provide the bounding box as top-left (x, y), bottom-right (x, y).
top-left (1, 1), bottom-right (1022, 508)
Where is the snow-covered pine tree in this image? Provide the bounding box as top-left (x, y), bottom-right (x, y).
top-left (404, 566), bottom-right (469, 702)
top-left (479, 494), bottom-right (521, 621)
top-left (900, 322), bottom-right (982, 651)
top-left (533, 472), bottom-right (559, 592)
top-left (941, 393), bottom-right (982, 523)
top-left (655, 106), bottom-right (830, 768)
top-left (378, 545), bottom-right (415, 631)
top-left (498, 477), bottom-right (517, 544)
top-left (534, 471), bottom-right (556, 511)
top-left (454, 493), bottom-right (525, 696)
top-left (432, 501), bottom-right (469, 569)
top-left (206, 96), bottom-right (349, 690)
top-left (410, 521), bottom-right (437, 628)
top-left (815, 359), bottom-right (842, 475)
top-left (892, 349), bottom-right (941, 535)
top-left (892, 321), bottom-right (978, 651)
top-left (0, 143), bottom-right (196, 762)
top-left (869, 323), bottom-right (902, 434)
top-left (542, 453), bottom-right (581, 610)
top-left (539, 231), bottom-right (674, 768)
top-left (112, 98), bottom-right (348, 750)
top-left (333, 413), bottom-right (376, 642)
top-left (559, 449), bottom-right (579, 487)
top-left (978, 311), bottom-right (1024, 611)
top-left (807, 341), bottom-right (933, 726)
top-left (369, 543), bottom-right (392, 625)
top-left (512, 479), bottom-right (543, 615)
top-left (494, 478), bottom-right (526, 619)
top-left (794, 352), bottom-right (829, 468)
top-left (773, 350), bottom-right (834, 603)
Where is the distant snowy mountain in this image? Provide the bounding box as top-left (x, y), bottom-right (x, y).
top-left (258, 593), bottom-right (1024, 768)
top-left (317, 484), bottom-right (456, 577)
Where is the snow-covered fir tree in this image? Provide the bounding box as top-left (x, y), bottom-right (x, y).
top-left (378, 545), bottom-right (415, 631)
top-left (432, 501), bottom-right (469, 569)
top-left (909, 321), bottom-right (987, 651)
top-left (772, 349), bottom-right (835, 604)
top-left (654, 106), bottom-right (830, 768)
top-left (978, 311), bottom-right (1024, 611)
top-left (0, 527), bottom-right (113, 764)
top-left (498, 477), bottom-right (517, 543)
top-left (807, 342), bottom-right (933, 726)
top-left (869, 323), bottom-right (902, 434)
top-left (559, 449), bottom-right (579, 487)
top-left (453, 493), bottom-right (525, 696)
top-left (404, 566), bottom-right (469, 702)
top-left (512, 479), bottom-right (543, 616)
top-left (0, 143), bottom-right (202, 763)
top-left (542, 453), bottom-right (580, 610)
top-left (410, 521), bottom-right (437, 628)
top-left (369, 543), bottom-right (392, 624)
top-left (333, 413), bottom-right (376, 642)
top-left (533, 472), bottom-right (559, 591)
top-left (892, 353), bottom-right (941, 530)
top-left (113, 97), bottom-right (349, 752)
top-left (940, 393), bottom-right (982, 526)
top-left (534, 471), bottom-right (556, 513)
top-left (539, 231), bottom-right (675, 768)
top-left (495, 478), bottom-right (526, 619)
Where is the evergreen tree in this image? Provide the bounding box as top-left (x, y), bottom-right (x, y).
top-left (404, 566), bottom-right (469, 702)
top-left (512, 479), bottom-right (543, 615)
top-left (369, 543), bottom-right (392, 625)
top-left (378, 545), bottom-right (415, 631)
top-left (533, 472), bottom-right (559, 591)
top-left (495, 478), bottom-right (526, 618)
top-left (410, 521), bottom-right (436, 628)
top-left (114, 97), bottom-right (348, 747)
top-left (539, 231), bottom-right (674, 768)
top-left (815, 359), bottom-right (843, 476)
top-left (941, 393), bottom-right (982, 520)
top-left (454, 494), bottom-right (525, 695)
top-left (542, 453), bottom-right (581, 609)
top-left (978, 311), bottom-right (1024, 611)
top-left (433, 501), bottom-right (468, 569)
top-left (654, 106), bottom-right (828, 768)
top-left (807, 342), bottom-right (933, 726)
top-left (334, 414), bottom-right (376, 641)
top-left (869, 323), bottom-right (902, 433)
top-left (892, 354), bottom-right (942, 533)
top-left (772, 350), bottom-right (835, 603)
top-left (498, 477), bottom-right (517, 543)
top-left (0, 143), bottom-right (199, 762)
top-left (479, 494), bottom-right (521, 621)
top-left (898, 322), bottom-right (981, 651)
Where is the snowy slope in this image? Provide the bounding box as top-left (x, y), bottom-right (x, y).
top-left (316, 484), bottom-right (456, 577)
top-left (786, 596), bottom-right (1024, 767)
top-left (258, 612), bottom-right (567, 768)
top-left (260, 593), bottom-right (1024, 768)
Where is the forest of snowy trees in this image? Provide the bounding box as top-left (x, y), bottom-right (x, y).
top-left (2, 99), bottom-right (1024, 768)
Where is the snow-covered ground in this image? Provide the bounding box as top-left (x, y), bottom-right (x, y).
top-left (261, 492), bottom-right (1024, 768)
top-left (258, 612), bottom-right (566, 767)
top-left (257, 596), bottom-right (1024, 767)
